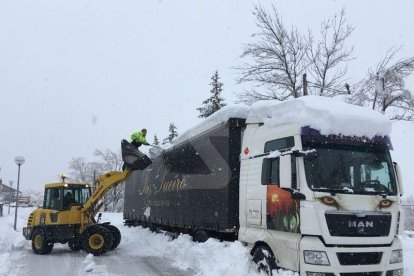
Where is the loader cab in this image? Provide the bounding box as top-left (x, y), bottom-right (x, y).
top-left (43, 183), bottom-right (91, 211)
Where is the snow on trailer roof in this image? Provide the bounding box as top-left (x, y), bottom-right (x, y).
top-left (172, 96), bottom-right (391, 146)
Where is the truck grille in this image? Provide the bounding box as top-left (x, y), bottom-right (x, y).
top-left (337, 252), bottom-right (382, 265)
top-left (325, 211), bottom-right (391, 237)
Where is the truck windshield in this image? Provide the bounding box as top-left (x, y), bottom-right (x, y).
top-left (303, 145), bottom-right (397, 195)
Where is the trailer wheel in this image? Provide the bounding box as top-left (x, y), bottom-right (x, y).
top-left (193, 230), bottom-right (209, 243)
top-left (31, 228), bottom-right (54, 255)
top-left (68, 239), bottom-right (82, 251)
top-left (102, 224), bottom-right (121, 250)
top-left (252, 245), bottom-right (277, 276)
top-left (82, 225), bottom-right (113, 256)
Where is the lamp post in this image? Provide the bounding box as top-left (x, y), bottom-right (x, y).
top-left (14, 156), bottom-right (25, 231)
top-left (8, 180), bottom-right (14, 214)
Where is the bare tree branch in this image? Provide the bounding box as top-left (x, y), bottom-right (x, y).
top-left (306, 8), bottom-right (354, 96)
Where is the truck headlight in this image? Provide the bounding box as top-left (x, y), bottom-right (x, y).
top-left (390, 249), bottom-right (403, 264)
top-left (304, 251), bottom-right (330, 265)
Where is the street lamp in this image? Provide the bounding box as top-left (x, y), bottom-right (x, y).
top-left (14, 156), bottom-right (25, 231)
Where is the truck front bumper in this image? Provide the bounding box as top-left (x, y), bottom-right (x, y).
top-left (300, 236), bottom-right (404, 276)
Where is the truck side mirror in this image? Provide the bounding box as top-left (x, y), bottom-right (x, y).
top-left (393, 162), bottom-right (404, 196)
top-left (279, 154), bottom-right (292, 189)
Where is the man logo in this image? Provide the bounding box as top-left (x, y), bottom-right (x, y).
top-left (348, 221), bottom-right (374, 228)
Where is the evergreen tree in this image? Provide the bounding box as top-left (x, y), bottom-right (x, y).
top-left (197, 70), bottom-right (226, 118)
top-left (168, 123), bottom-right (178, 142)
top-left (153, 134), bottom-right (160, 146)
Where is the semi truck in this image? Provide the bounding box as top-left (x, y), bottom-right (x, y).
top-left (124, 97), bottom-right (404, 275)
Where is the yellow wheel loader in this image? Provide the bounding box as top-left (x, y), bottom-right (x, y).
top-left (22, 140), bottom-right (152, 256)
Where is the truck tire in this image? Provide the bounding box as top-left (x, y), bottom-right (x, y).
top-left (252, 245), bottom-right (277, 276)
top-left (102, 224), bottom-right (121, 250)
top-left (193, 230), bottom-right (209, 243)
top-left (82, 225), bottom-right (114, 256)
top-left (31, 228), bottom-right (54, 255)
top-left (68, 239), bottom-right (82, 251)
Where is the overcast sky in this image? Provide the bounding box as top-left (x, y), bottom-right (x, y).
top-left (1, 0), bottom-right (413, 193)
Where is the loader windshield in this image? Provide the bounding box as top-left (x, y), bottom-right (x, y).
top-left (44, 186), bottom-right (91, 211)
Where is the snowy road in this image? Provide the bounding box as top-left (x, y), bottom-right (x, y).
top-left (0, 209), bottom-right (258, 276)
top-left (7, 245), bottom-right (193, 276)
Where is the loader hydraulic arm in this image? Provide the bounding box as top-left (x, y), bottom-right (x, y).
top-left (81, 169), bottom-right (132, 220)
top-left (79, 140), bottom-right (153, 227)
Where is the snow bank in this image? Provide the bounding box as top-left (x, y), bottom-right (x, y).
top-left (118, 225), bottom-right (297, 276)
top-left (172, 96), bottom-right (391, 147)
top-left (0, 207), bottom-right (32, 276)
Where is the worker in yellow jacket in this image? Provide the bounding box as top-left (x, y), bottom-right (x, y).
top-left (130, 128), bottom-right (150, 148)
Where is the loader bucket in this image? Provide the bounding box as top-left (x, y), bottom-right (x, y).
top-left (121, 139), bottom-right (152, 170)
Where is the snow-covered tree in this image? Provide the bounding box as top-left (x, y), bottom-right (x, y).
top-left (68, 157), bottom-right (94, 183)
top-left (153, 134), bottom-right (160, 146)
top-left (68, 148), bottom-right (125, 212)
top-left (350, 47), bottom-right (414, 120)
top-left (197, 70), bottom-right (226, 118)
top-left (168, 123), bottom-right (178, 142)
top-left (236, 6), bottom-right (353, 104)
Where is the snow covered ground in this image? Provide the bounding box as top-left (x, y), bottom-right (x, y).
top-left (1, 208), bottom-right (413, 276)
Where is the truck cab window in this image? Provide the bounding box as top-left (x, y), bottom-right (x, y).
top-left (262, 158), bottom-right (280, 185)
top-left (264, 137), bottom-right (294, 153)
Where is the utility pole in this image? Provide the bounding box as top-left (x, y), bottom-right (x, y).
top-left (303, 73), bottom-right (308, 96)
top-left (8, 180), bottom-right (14, 214)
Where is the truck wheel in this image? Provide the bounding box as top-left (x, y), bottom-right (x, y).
top-left (252, 245), bottom-right (277, 276)
top-left (102, 224), bottom-right (121, 250)
top-left (68, 239), bottom-right (82, 251)
top-left (32, 228), bottom-right (54, 255)
top-left (82, 226), bottom-right (114, 256)
top-left (193, 230), bottom-right (209, 243)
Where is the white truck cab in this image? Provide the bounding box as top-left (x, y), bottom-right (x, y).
top-left (239, 120), bottom-right (404, 276)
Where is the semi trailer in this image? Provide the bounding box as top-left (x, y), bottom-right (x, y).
top-left (124, 96), bottom-right (404, 275)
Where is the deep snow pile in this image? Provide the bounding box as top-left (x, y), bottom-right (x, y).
top-left (101, 213), bottom-right (278, 276)
top-left (173, 96), bottom-right (391, 146)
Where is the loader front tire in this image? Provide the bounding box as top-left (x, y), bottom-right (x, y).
top-left (82, 225), bottom-right (113, 256)
top-left (31, 228), bottom-right (54, 255)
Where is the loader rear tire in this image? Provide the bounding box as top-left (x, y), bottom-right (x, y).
top-left (31, 228), bottom-right (54, 255)
top-left (102, 224), bottom-right (121, 250)
top-left (82, 225), bottom-right (113, 256)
